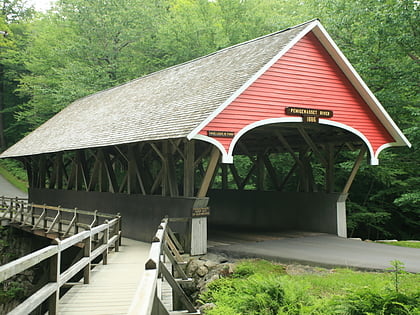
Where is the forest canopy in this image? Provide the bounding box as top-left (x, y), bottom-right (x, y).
top-left (0, 0), bottom-right (418, 239)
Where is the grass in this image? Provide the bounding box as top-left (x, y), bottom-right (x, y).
top-left (199, 259), bottom-right (420, 315)
top-left (376, 241), bottom-right (420, 249)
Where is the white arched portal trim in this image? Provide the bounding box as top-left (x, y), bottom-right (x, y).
top-left (192, 118), bottom-right (395, 165)
top-left (227, 118), bottom-right (378, 165)
top-left (193, 134), bottom-right (233, 164)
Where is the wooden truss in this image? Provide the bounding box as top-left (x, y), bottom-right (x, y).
top-left (23, 126), bottom-right (366, 196)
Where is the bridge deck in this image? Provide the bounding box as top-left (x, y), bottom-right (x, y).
top-left (57, 238), bottom-right (150, 315)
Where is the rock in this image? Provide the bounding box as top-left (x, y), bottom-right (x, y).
top-left (199, 302), bottom-right (216, 314)
top-left (186, 258), bottom-right (205, 277)
top-left (196, 265), bottom-right (209, 277)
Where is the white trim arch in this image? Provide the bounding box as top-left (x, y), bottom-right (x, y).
top-left (192, 118), bottom-right (398, 165)
top-left (192, 134), bottom-right (233, 163)
top-left (226, 118), bottom-right (379, 165)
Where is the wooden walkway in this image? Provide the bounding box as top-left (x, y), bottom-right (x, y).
top-left (56, 238), bottom-right (150, 315)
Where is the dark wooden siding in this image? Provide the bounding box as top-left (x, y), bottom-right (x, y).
top-left (199, 31), bottom-right (395, 153)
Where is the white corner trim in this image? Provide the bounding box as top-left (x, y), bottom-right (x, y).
top-left (311, 23), bottom-right (411, 149)
top-left (191, 134), bottom-right (232, 163)
top-left (186, 21), bottom-right (318, 141)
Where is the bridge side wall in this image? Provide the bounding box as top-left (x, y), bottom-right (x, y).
top-left (208, 190), bottom-right (346, 235)
top-left (29, 188), bottom-right (198, 243)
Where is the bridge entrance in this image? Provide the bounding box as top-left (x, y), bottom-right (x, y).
top-left (206, 122), bottom-right (362, 238)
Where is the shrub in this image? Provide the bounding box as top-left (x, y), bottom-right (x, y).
top-left (200, 274), bottom-right (285, 315)
top-left (331, 288), bottom-right (420, 315)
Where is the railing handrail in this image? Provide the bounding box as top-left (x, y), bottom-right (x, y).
top-left (129, 217), bottom-right (198, 315)
top-left (0, 196), bottom-right (122, 315)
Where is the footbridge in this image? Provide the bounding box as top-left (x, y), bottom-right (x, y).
top-left (0, 197), bottom-right (199, 315)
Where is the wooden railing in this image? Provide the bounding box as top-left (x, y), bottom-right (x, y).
top-left (0, 196), bottom-right (121, 238)
top-left (129, 218), bottom-right (199, 315)
top-left (0, 196), bottom-right (122, 315)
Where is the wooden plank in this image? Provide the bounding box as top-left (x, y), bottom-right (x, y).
top-left (165, 234), bottom-right (184, 263)
top-left (163, 244), bottom-right (188, 280)
top-left (0, 245), bottom-right (57, 282)
top-left (8, 283), bottom-right (58, 315)
top-left (167, 227), bottom-right (184, 254)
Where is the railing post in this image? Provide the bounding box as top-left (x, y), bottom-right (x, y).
top-left (74, 208), bottom-right (79, 234)
top-left (117, 212), bottom-right (122, 247)
top-left (103, 220), bottom-right (109, 265)
top-left (48, 239), bottom-right (61, 315)
top-left (30, 204), bottom-right (35, 226)
top-left (83, 232), bottom-right (92, 284)
top-left (43, 204), bottom-right (48, 230)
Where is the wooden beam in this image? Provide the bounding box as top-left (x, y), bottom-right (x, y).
top-left (165, 142), bottom-right (179, 197)
top-left (240, 162), bottom-right (257, 190)
top-left (101, 150), bottom-right (118, 193)
top-left (343, 146), bottom-right (366, 194)
top-left (275, 131), bottom-right (304, 169)
top-left (326, 143), bottom-right (335, 193)
top-left (170, 138), bottom-right (185, 160)
top-left (127, 146), bottom-right (137, 194)
top-left (221, 164), bottom-right (228, 190)
top-left (38, 155), bottom-right (46, 189)
top-left (279, 161), bottom-right (298, 192)
top-left (150, 168), bottom-right (164, 195)
top-left (194, 146), bottom-right (212, 168)
top-left (297, 127), bottom-right (327, 167)
top-left (183, 140), bottom-right (195, 197)
top-left (256, 154), bottom-right (265, 191)
top-left (197, 147), bottom-right (220, 198)
top-left (229, 164), bottom-right (242, 190)
top-left (262, 154), bottom-right (280, 190)
top-left (87, 156), bottom-right (100, 191)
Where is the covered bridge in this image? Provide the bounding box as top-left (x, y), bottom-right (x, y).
top-left (1, 20), bottom-right (410, 254)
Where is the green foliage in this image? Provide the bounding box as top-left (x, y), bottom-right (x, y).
top-left (0, 281), bottom-right (24, 304)
top-left (387, 260), bottom-right (407, 293)
top-left (331, 289), bottom-right (419, 315)
top-left (377, 241), bottom-right (420, 249)
top-left (200, 260), bottom-right (420, 315)
top-left (202, 274), bottom-right (285, 315)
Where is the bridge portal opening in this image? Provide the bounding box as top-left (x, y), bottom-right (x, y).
top-left (206, 122), bottom-right (364, 239)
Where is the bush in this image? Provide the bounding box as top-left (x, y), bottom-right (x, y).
top-left (201, 274), bottom-right (285, 315)
top-left (331, 289), bottom-right (420, 315)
